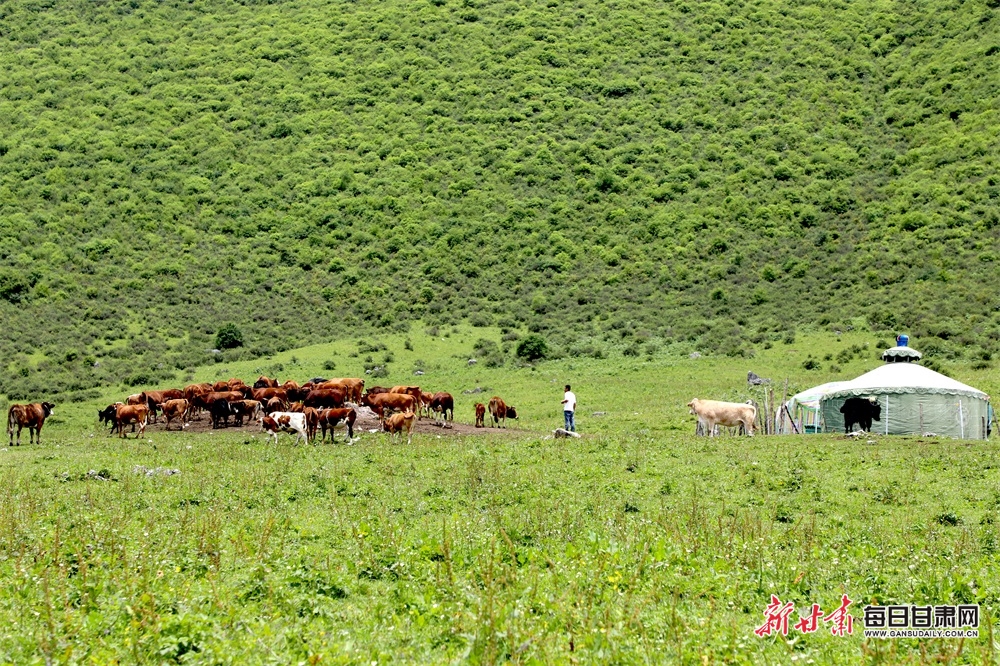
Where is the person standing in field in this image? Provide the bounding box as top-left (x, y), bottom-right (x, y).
top-left (562, 384), bottom-right (577, 432)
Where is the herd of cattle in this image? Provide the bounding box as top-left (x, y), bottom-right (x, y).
top-left (5, 379), bottom-right (884, 446)
top-left (5, 375), bottom-right (521, 446)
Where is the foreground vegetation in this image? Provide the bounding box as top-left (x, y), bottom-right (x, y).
top-left (2, 329), bottom-right (998, 663)
top-left (2, 0), bottom-right (1000, 401)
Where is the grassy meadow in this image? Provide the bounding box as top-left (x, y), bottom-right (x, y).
top-left (2, 327), bottom-right (999, 663)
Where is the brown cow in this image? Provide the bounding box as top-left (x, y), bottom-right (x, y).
top-left (362, 393), bottom-right (418, 428)
top-left (320, 378), bottom-right (365, 403)
top-left (299, 407), bottom-right (319, 442)
top-left (160, 399), bottom-right (190, 430)
top-left (252, 387), bottom-right (289, 404)
top-left (389, 386), bottom-right (423, 419)
top-left (475, 403), bottom-right (486, 428)
top-left (144, 389), bottom-right (184, 423)
top-left (7, 402), bottom-right (55, 446)
top-left (126, 393), bottom-right (145, 406)
top-left (212, 380), bottom-right (230, 392)
top-left (420, 391), bottom-right (435, 419)
top-left (115, 404), bottom-right (148, 439)
top-left (317, 408), bottom-right (356, 443)
top-left (304, 388), bottom-right (347, 410)
top-left (254, 375), bottom-right (279, 389)
top-left (488, 396), bottom-right (517, 428)
top-left (384, 411), bottom-right (415, 445)
top-left (192, 391), bottom-right (244, 414)
top-left (265, 397), bottom-right (285, 415)
top-left (363, 386), bottom-right (390, 397)
top-left (429, 392), bottom-right (454, 423)
top-left (183, 383), bottom-right (213, 419)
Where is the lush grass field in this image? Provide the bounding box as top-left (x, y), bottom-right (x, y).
top-left (2, 328), bottom-right (999, 663)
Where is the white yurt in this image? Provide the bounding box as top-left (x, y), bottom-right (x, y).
top-left (818, 344), bottom-right (991, 439)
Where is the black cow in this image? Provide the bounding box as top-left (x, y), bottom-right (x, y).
top-left (840, 397), bottom-right (882, 433)
top-left (210, 399), bottom-right (235, 429)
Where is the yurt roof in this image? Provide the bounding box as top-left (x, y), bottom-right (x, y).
top-left (788, 381), bottom-right (851, 409)
top-left (882, 345), bottom-right (922, 361)
top-left (823, 362), bottom-right (988, 401)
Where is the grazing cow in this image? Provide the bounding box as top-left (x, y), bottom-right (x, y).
top-left (259, 412), bottom-right (309, 445)
top-left (488, 397), bottom-right (516, 428)
top-left (317, 408), bottom-right (357, 443)
top-left (362, 393), bottom-right (418, 427)
top-left (384, 411), bottom-right (416, 445)
top-left (160, 399), bottom-right (190, 430)
top-left (254, 375), bottom-right (279, 389)
top-left (114, 404), bottom-right (148, 439)
top-left (475, 403), bottom-right (486, 428)
top-left (429, 392), bottom-right (454, 423)
top-left (231, 400), bottom-right (262, 426)
top-left (840, 397), bottom-right (882, 433)
top-left (7, 402), bottom-right (55, 446)
top-left (303, 388), bottom-right (347, 410)
top-left (687, 398), bottom-right (756, 437)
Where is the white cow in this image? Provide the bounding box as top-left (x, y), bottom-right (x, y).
top-left (687, 398), bottom-right (756, 437)
top-left (259, 412), bottom-right (309, 445)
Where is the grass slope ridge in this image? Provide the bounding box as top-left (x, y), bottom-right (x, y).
top-left (0, 0), bottom-right (998, 399)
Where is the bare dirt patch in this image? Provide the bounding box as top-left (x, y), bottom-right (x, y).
top-left (130, 407), bottom-right (527, 439)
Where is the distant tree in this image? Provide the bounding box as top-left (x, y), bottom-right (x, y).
top-left (516, 334), bottom-right (548, 361)
top-left (215, 324), bottom-right (244, 350)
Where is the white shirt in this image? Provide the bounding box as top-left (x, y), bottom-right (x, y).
top-left (563, 391), bottom-right (576, 412)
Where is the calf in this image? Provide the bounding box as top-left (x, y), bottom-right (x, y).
top-left (303, 407), bottom-right (320, 442)
top-left (840, 397), bottom-right (881, 433)
top-left (160, 399), bottom-right (190, 430)
top-left (474, 403), bottom-right (486, 428)
top-left (317, 408), bottom-right (356, 443)
top-left (429, 392), bottom-right (454, 423)
top-left (687, 398), bottom-right (756, 437)
top-left (98, 403), bottom-right (121, 435)
top-left (384, 411), bottom-right (415, 445)
top-left (144, 389), bottom-right (184, 423)
top-left (259, 412), bottom-right (309, 445)
top-left (231, 400), bottom-right (262, 426)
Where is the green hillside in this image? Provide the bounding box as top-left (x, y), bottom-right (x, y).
top-left (1, 0), bottom-right (999, 400)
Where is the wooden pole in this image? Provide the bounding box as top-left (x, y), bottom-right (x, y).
top-left (783, 403), bottom-right (800, 434)
top-left (779, 379), bottom-right (789, 435)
